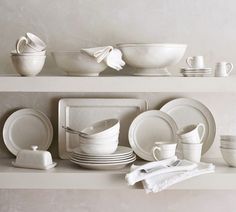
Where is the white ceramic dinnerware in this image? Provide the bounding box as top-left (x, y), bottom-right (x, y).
top-left (70, 146), bottom-right (136, 170)
top-left (180, 68), bottom-right (212, 77)
top-left (117, 43), bottom-right (187, 76)
top-left (220, 147), bottom-right (236, 167)
top-left (152, 142), bottom-right (177, 161)
top-left (215, 62), bottom-right (233, 77)
top-left (11, 55), bottom-right (46, 76)
top-left (3, 108), bottom-right (53, 156)
top-left (16, 32), bottom-right (46, 54)
top-left (220, 135), bottom-right (236, 149)
top-left (80, 119), bottom-right (120, 138)
top-left (11, 50), bottom-right (46, 56)
top-left (160, 98), bottom-right (216, 155)
top-left (181, 143), bottom-right (203, 162)
top-left (58, 98), bottom-right (147, 159)
top-left (186, 56), bottom-right (205, 68)
top-left (52, 51), bottom-right (107, 76)
top-left (12, 145), bottom-right (56, 170)
top-left (128, 110), bottom-right (178, 161)
top-left (177, 123), bottom-right (205, 144)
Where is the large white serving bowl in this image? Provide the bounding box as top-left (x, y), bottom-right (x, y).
top-left (221, 140), bottom-right (236, 149)
top-left (51, 51), bottom-right (107, 76)
top-left (81, 119), bottom-right (120, 138)
top-left (220, 147), bottom-right (236, 167)
top-left (117, 43), bottom-right (187, 75)
top-left (11, 55), bottom-right (46, 76)
top-left (79, 133), bottom-right (119, 144)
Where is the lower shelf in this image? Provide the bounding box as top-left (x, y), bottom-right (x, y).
top-left (0, 158), bottom-right (235, 190)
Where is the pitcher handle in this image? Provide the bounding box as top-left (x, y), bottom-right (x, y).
top-left (226, 62), bottom-right (233, 75)
top-left (197, 123), bottom-right (205, 143)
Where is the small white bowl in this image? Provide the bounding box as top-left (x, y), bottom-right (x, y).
top-left (220, 147), bottom-right (236, 167)
top-left (221, 140), bottom-right (236, 149)
top-left (81, 119), bottom-right (120, 138)
top-left (79, 133), bottom-right (119, 144)
top-left (79, 141), bottom-right (118, 155)
top-left (52, 51), bottom-right (107, 76)
top-left (11, 55), bottom-right (46, 76)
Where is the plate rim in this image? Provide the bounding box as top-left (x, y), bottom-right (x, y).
top-left (3, 108), bottom-right (53, 155)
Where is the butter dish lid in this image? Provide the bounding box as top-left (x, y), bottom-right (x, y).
top-left (12, 145), bottom-right (57, 170)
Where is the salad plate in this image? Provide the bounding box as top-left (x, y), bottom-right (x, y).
top-left (128, 110), bottom-right (178, 161)
top-left (3, 108), bottom-right (53, 155)
top-left (160, 98), bottom-right (216, 154)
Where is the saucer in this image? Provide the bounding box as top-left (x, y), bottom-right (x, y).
top-left (181, 67), bottom-right (212, 73)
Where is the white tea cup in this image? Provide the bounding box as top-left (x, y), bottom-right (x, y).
top-left (215, 62), bottom-right (233, 77)
top-left (152, 142), bottom-right (177, 161)
top-left (177, 123), bottom-right (205, 144)
top-left (16, 32), bottom-right (46, 54)
top-left (186, 56), bottom-right (205, 68)
top-left (181, 143), bottom-right (203, 162)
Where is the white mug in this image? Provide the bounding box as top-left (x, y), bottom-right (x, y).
top-left (152, 142), bottom-right (177, 161)
top-left (215, 62), bottom-right (233, 77)
top-left (16, 32), bottom-right (46, 54)
top-left (181, 143), bottom-right (203, 162)
top-left (186, 56), bottom-right (205, 68)
top-left (177, 123), bottom-right (205, 144)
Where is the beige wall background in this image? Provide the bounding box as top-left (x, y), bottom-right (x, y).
top-left (0, 0), bottom-right (236, 211)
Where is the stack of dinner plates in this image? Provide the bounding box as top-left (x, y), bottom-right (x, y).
top-left (180, 68), bottom-right (212, 77)
top-left (70, 146), bottom-right (136, 170)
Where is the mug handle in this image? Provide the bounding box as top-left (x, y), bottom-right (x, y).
top-left (152, 146), bottom-right (161, 161)
top-left (186, 57), bottom-right (193, 67)
top-left (226, 62), bottom-right (233, 75)
top-left (196, 123), bottom-right (205, 143)
top-left (16, 36), bottom-right (28, 54)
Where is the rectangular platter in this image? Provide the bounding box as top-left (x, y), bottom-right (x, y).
top-left (58, 98), bottom-right (147, 159)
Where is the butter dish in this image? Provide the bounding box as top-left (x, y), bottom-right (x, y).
top-left (12, 145), bottom-right (57, 170)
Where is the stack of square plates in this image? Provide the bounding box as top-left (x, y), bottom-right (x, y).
top-left (70, 146), bottom-right (136, 170)
top-left (180, 68), bottom-right (212, 77)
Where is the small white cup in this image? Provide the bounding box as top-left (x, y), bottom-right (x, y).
top-left (181, 143), bottom-right (203, 162)
top-left (152, 142), bottom-right (177, 161)
top-left (177, 123), bottom-right (205, 144)
top-left (186, 56), bottom-right (205, 68)
top-left (16, 32), bottom-right (46, 54)
top-left (215, 62), bottom-right (233, 77)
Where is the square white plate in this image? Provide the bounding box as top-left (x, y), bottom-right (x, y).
top-left (58, 98), bottom-right (147, 159)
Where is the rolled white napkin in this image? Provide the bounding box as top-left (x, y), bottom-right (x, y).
top-left (143, 162), bottom-right (215, 193)
top-left (81, 46), bottom-right (113, 63)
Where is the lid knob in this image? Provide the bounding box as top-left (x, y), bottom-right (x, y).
top-left (31, 145), bottom-right (38, 151)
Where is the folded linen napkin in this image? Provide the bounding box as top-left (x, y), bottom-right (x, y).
top-left (143, 162), bottom-right (215, 193)
top-left (81, 46), bottom-right (113, 63)
top-left (126, 157), bottom-right (197, 186)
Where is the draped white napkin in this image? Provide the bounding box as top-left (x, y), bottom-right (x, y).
top-left (81, 46), bottom-right (125, 71)
top-left (125, 158), bottom-right (215, 193)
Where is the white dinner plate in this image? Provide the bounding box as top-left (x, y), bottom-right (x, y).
top-left (3, 108), bottom-right (53, 155)
top-left (128, 110), bottom-right (178, 161)
top-left (70, 152), bottom-right (135, 162)
top-left (70, 155), bottom-right (136, 170)
top-left (70, 154), bottom-right (136, 164)
top-left (58, 98), bottom-right (147, 159)
top-left (72, 146), bottom-right (133, 157)
top-left (160, 98), bottom-right (216, 154)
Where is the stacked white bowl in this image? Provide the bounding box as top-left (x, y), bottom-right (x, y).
top-left (220, 135), bottom-right (236, 167)
top-left (79, 119), bottom-right (120, 155)
top-left (11, 32), bottom-right (46, 76)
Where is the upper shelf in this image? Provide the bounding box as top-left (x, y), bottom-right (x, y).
top-left (0, 76), bottom-right (235, 92)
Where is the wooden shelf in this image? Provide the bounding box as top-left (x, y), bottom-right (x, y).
top-left (0, 158), bottom-right (235, 190)
top-left (0, 76), bottom-right (235, 93)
